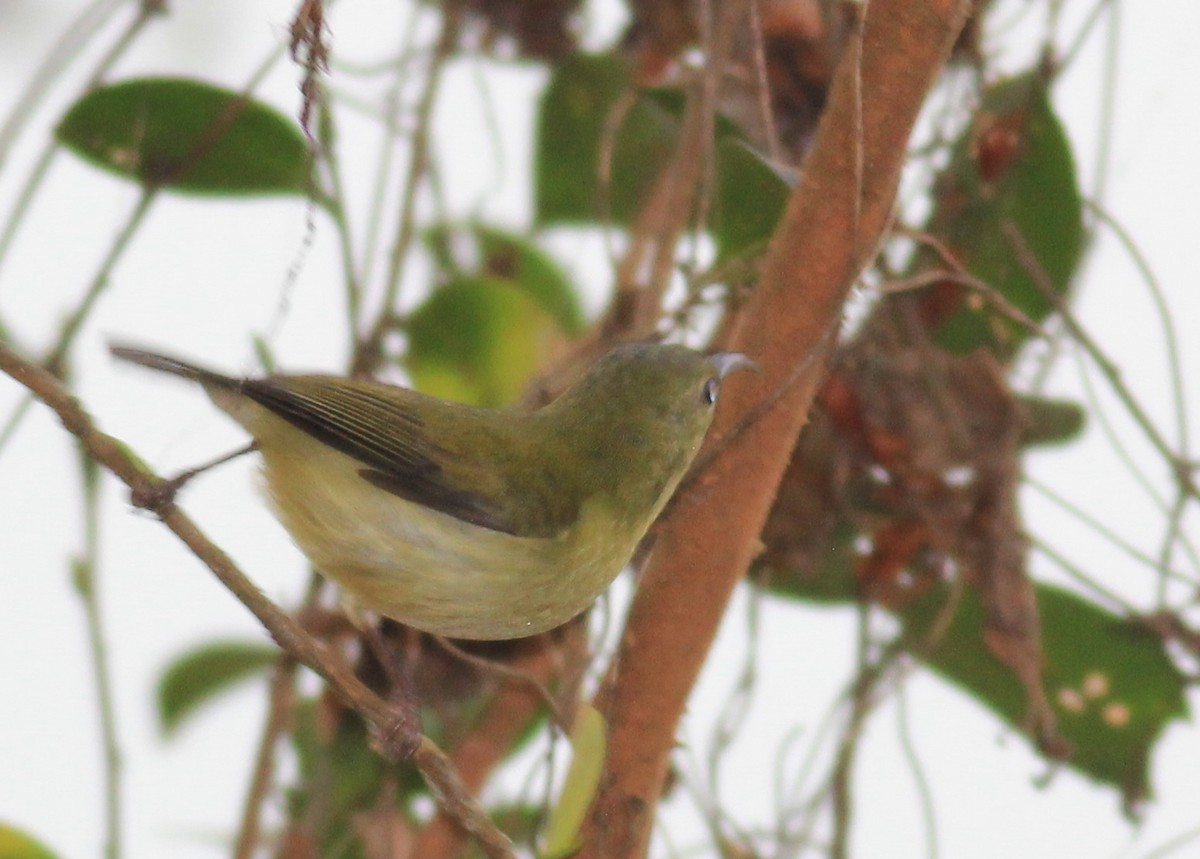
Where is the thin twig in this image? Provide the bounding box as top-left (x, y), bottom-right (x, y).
top-left (232, 655), bottom-right (297, 859)
top-left (1084, 200), bottom-right (1196, 585)
top-left (411, 628), bottom-right (583, 859)
top-left (1026, 535), bottom-right (1134, 613)
top-left (1010, 217), bottom-right (1200, 588)
top-left (882, 268), bottom-right (1046, 337)
top-left (747, 0), bottom-right (784, 163)
top-left (0, 0), bottom-right (164, 283)
top-left (896, 686), bottom-right (939, 859)
top-left (1081, 0), bottom-right (1120, 213)
top-left (1055, 0), bottom-right (1114, 75)
top-left (432, 637), bottom-right (569, 730)
top-left (829, 604), bottom-right (873, 859)
top-left (1025, 476), bottom-right (1194, 587)
top-left (0, 147), bottom-right (59, 285)
top-left (360, 0), bottom-right (426, 293)
top-left (0, 394), bottom-right (33, 453)
top-left (0, 189), bottom-right (156, 458)
top-left (849, 0), bottom-right (868, 255)
top-left (892, 226), bottom-right (1047, 336)
top-left (48, 189), bottom-right (156, 372)
top-left (1003, 221), bottom-right (1188, 489)
top-left (774, 688), bottom-right (855, 853)
top-left (73, 450), bottom-right (123, 859)
top-left (313, 94), bottom-right (364, 327)
top-left (0, 0), bottom-right (125, 169)
top-left (1136, 821), bottom-right (1200, 859)
top-left (356, 2), bottom-right (462, 374)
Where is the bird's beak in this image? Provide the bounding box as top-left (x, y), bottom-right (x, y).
top-left (707, 352), bottom-right (759, 378)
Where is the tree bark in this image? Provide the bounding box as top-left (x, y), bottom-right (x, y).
top-left (579, 0), bottom-right (972, 855)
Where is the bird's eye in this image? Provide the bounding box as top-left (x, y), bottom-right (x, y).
top-left (701, 377), bottom-right (719, 406)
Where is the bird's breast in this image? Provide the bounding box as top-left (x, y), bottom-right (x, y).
top-left (255, 429), bottom-right (634, 639)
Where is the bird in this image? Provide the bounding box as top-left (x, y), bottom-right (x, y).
top-left (111, 341), bottom-right (753, 640)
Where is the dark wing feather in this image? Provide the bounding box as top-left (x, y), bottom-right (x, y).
top-left (242, 377), bottom-right (521, 535)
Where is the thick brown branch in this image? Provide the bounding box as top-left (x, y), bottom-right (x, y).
top-left (579, 0), bottom-right (972, 855)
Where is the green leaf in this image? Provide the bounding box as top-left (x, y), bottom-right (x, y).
top-left (424, 223), bottom-right (586, 335)
top-left (1018, 395), bottom-right (1086, 447)
top-left (759, 546), bottom-right (1187, 808)
top-left (291, 701), bottom-right (389, 818)
top-left (157, 640), bottom-right (277, 736)
top-left (711, 138), bottom-right (790, 259)
top-left (57, 78), bottom-right (313, 197)
top-left (902, 583), bottom-right (1188, 808)
top-left (0, 824), bottom-right (59, 859)
top-left (541, 704), bottom-right (607, 858)
top-left (288, 700), bottom-right (423, 858)
top-left (534, 54), bottom-right (790, 258)
top-left (404, 276), bottom-right (569, 406)
top-left (252, 335), bottom-right (279, 374)
top-left (535, 54), bottom-right (677, 228)
top-left (922, 74), bottom-right (1084, 355)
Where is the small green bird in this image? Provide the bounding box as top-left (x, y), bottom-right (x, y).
top-left (111, 342), bottom-right (752, 640)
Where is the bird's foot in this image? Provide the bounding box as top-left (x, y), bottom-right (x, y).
top-left (369, 692), bottom-right (424, 760)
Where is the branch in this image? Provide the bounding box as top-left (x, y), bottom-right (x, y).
top-left (0, 339), bottom-right (515, 859)
top-left (353, 1), bottom-right (462, 375)
top-left (233, 655), bottom-right (296, 859)
top-left (412, 636), bottom-right (574, 857)
top-left (579, 0), bottom-right (972, 855)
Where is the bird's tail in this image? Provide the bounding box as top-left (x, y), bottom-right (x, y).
top-left (109, 344), bottom-right (239, 390)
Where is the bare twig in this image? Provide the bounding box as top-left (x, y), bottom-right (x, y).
top-left (896, 686), bottom-right (939, 859)
top-left (355, 2), bottom-right (462, 375)
top-left (1003, 221), bottom-right (1189, 490)
top-left (0, 0), bottom-right (127, 170)
top-left (233, 655), bottom-right (297, 859)
top-left (72, 451), bottom-right (123, 859)
top-left (50, 190), bottom-right (156, 371)
top-left (747, 0), bottom-right (783, 163)
top-left (1, 189), bottom-right (155, 456)
top-left (1137, 820), bottom-right (1200, 859)
top-left (412, 629), bottom-right (583, 859)
top-left (889, 226), bottom-right (1048, 337)
top-left (433, 636), bottom-right (569, 730)
top-left (1025, 476), bottom-right (1194, 587)
top-left (1006, 218), bottom-right (1200, 593)
top-left (0, 0), bottom-right (165, 279)
top-left (829, 605), bottom-right (873, 859)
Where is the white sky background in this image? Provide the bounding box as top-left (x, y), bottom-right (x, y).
top-left (1, 1), bottom-right (1198, 857)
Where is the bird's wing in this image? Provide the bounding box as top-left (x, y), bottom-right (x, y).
top-left (242, 376), bottom-right (538, 536)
